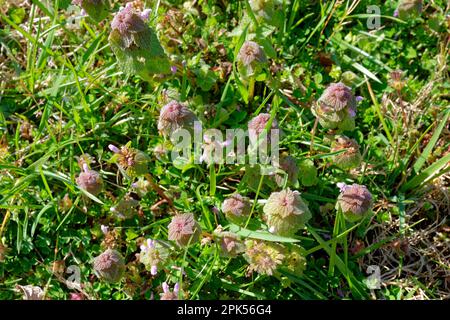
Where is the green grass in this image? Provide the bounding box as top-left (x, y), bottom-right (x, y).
top-left (0, 0), bottom-right (449, 300)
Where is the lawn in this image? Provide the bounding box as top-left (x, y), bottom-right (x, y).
top-left (0, 0), bottom-right (449, 300)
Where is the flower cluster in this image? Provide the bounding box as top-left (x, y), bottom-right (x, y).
top-left (244, 240), bottom-right (284, 276)
top-left (160, 282), bottom-right (180, 300)
top-left (157, 100), bottom-right (198, 138)
top-left (331, 135), bottom-right (362, 170)
top-left (138, 239), bottom-right (169, 275)
top-left (263, 189), bottom-right (311, 236)
top-left (76, 163), bottom-right (103, 196)
top-left (168, 213), bottom-right (202, 247)
top-left (237, 41), bottom-right (268, 80)
top-left (221, 193), bottom-right (252, 225)
top-left (93, 249), bottom-right (125, 283)
top-left (312, 82), bottom-right (357, 131)
top-left (108, 3), bottom-right (171, 81)
top-left (213, 227), bottom-right (244, 258)
top-left (109, 143), bottom-right (150, 178)
top-left (336, 183), bottom-right (373, 222)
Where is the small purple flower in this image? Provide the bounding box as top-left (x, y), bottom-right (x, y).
top-left (150, 265), bottom-right (158, 275)
top-left (337, 182), bottom-right (348, 193)
top-left (157, 100), bottom-right (198, 137)
top-left (139, 239), bottom-right (168, 275)
top-left (76, 163), bottom-right (103, 196)
top-left (336, 183), bottom-right (373, 222)
top-left (140, 9), bottom-right (152, 22)
top-left (93, 249), bottom-right (125, 283)
top-left (393, 9), bottom-right (399, 17)
top-left (108, 144), bottom-right (120, 153)
top-left (170, 65), bottom-right (177, 74)
top-left (100, 225), bottom-right (109, 235)
top-left (160, 282), bottom-right (180, 300)
top-left (168, 213), bottom-right (202, 247)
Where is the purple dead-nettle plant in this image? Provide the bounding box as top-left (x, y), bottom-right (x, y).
top-left (93, 249), bottom-right (125, 283)
top-left (221, 193), bottom-right (252, 225)
top-left (108, 143), bottom-right (150, 178)
top-left (138, 239), bottom-right (169, 276)
top-left (237, 41), bottom-right (268, 79)
top-left (395, 0), bottom-right (423, 20)
top-left (312, 82), bottom-right (358, 131)
top-left (248, 113), bottom-right (280, 164)
top-left (213, 226), bottom-right (245, 258)
top-left (110, 195), bottom-right (139, 220)
top-left (160, 282), bottom-right (180, 300)
top-left (76, 163), bottom-right (103, 196)
top-left (263, 188), bottom-right (311, 236)
top-left (157, 100), bottom-right (198, 138)
top-left (248, 113), bottom-right (279, 142)
top-left (168, 213), bottom-right (202, 247)
top-left (109, 3), bottom-right (171, 81)
top-left (199, 133), bottom-right (231, 165)
top-left (244, 240), bottom-right (284, 276)
top-left (336, 183), bottom-right (373, 222)
top-left (71, 0), bottom-right (110, 23)
top-left (331, 135), bottom-right (362, 170)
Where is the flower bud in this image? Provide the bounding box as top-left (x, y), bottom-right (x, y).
top-left (76, 163), bottom-right (103, 196)
top-left (248, 113), bottom-right (279, 150)
top-left (244, 240), bottom-right (284, 276)
top-left (108, 3), bottom-right (171, 81)
top-left (72, 0), bottom-right (110, 23)
top-left (157, 100), bottom-right (198, 138)
top-left (221, 194), bottom-right (252, 225)
top-left (331, 135), bottom-right (362, 170)
top-left (388, 70), bottom-right (405, 91)
top-left (336, 183), bottom-right (373, 222)
top-left (263, 189), bottom-right (311, 236)
top-left (93, 249), bottom-right (125, 283)
top-left (109, 143), bottom-right (149, 178)
top-left (168, 213), bottom-right (202, 247)
top-left (312, 82), bottom-right (357, 131)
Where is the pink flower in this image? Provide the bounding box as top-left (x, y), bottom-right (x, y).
top-left (237, 41), bottom-right (267, 66)
top-left (157, 100), bottom-right (197, 137)
top-left (160, 282), bottom-right (180, 300)
top-left (69, 292), bottom-right (85, 300)
top-left (76, 163), bottom-right (103, 196)
top-left (168, 213), bottom-right (202, 247)
top-left (221, 194), bottom-right (251, 225)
